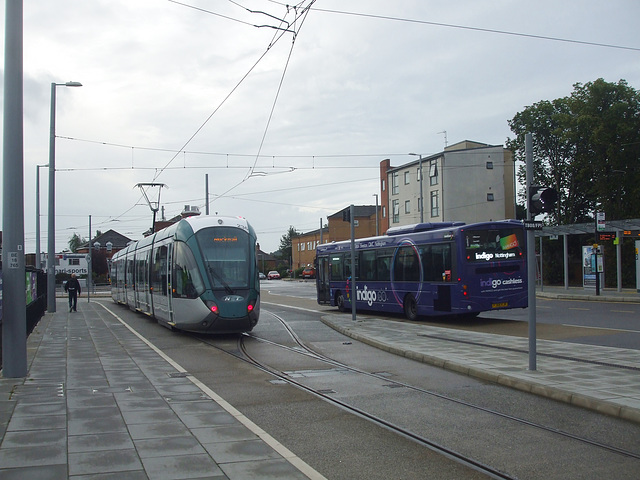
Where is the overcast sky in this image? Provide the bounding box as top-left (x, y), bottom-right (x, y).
top-left (1, 0), bottom-right (639, 254)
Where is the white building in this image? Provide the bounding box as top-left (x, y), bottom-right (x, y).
top-left (40, 253), bottom-right (90, 276)
top-left (380, 140), bottom-right (516, 231)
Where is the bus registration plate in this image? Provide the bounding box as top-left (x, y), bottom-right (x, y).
top-left (492, 302), bottom-right (508, 309)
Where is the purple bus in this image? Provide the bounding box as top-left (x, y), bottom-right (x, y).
top-left (316, 220), bottom-right (527, 320)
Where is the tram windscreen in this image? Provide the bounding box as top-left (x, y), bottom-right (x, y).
top-left (196, 227), bottom-right (251, 290)
top-left (464, 228), bottom-right (525, 263)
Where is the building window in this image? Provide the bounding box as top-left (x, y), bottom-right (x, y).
top-left (392, 199), bottom-right (400, 223)
top-left (382, 179), bottom-right (386, 192)
top-left (430, 191), bottom-right (439, 217)
top-left (391, 172), bottom-right (399, 195)
top-left (487, 193), bottom-right (495, 201)
top-left (301, 243), bottom-right (305, 251)
top-left (382, 205), bottom-right (387, 218)
top-left (486, 161), bottom-right (494, 169)
top-left (416, 167), bottom-right (422, 182)
top-left (404, 200), bottom-right (410, 214)
top-left (404, 171), bottom-right (410, 185)
top-left (429, 160), bottom-right (438, 186)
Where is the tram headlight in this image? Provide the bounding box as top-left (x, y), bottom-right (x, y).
top-left (204, 300), bottom-right (219, 315)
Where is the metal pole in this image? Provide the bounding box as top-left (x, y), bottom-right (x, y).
top-left (88, 215), bottom-right (92, 303)
top-left (2, 0), bottom-right (27, 377)
top-left (525, 133), bottom-right (537, 371)
top-left (47, 82), bottom-right (57, 312)
top-left (616, 229), bottom-right (622, 293)
top-left (539, 236), bottom-right (544, 292)
top-left (563, 234), bottom-right (569, 290)
top-left (419, 155), bottom-right (424, 223)
top-left (205, 174), bottom-right (210, 215)
top-left (350, 204), bottom-right (356, 321)
top-left (35, 164), bottom-right (44, 269)
top-left (373, 194), bottom-right (379, 236)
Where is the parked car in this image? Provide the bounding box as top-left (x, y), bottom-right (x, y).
top-left (259, 272), bottom-right (267, 280)
top-left (302, 266), bottom-right (316, 279)
top-left (267, 271), bottom-right (281, 280)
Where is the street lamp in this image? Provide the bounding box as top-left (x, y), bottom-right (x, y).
top-left (35, 163), bottom-right (48, 269)
top-left (409, 153), bottom-right (424, 223)
top-left (47, 81), bottom-right (82, 313)
top-left (373, 193), bottom-right (379, 236)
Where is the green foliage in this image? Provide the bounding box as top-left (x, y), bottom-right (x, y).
top-left (68, 233), bottom-right (86, 253)
top-left (507, 78), bottom-right (640, 224)
top-left (278, 225), bottom-right (300, 261)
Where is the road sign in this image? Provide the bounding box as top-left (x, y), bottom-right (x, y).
top-left (523, 220), bottom-right (543, 230)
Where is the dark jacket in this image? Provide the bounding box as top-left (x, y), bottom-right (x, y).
top-left (65, 277), bottom-right (81, 295)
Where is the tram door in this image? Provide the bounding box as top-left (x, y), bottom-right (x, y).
top-left (316, 255), bottom-right (331, 304)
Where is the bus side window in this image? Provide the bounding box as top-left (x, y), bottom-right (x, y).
top-left (422, 243), bottom-right (453, 282)
top-left (360, 250), bottom-right (376, 281)
top-left (330, 255), bottom-right (343, 281)
top-left (377, 248), bottom-right (392, 281)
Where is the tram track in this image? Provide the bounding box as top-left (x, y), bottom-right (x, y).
top-left (250, 311), bottom-right (640, 462)
top-left (190, 309), bottom-right (640, 479)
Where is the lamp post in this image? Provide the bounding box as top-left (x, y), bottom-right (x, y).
top-left (409, 153), bottom-right (424, 223)
top-left (373, 193), bottom-right (379, 236)
top-left (47, 81), bottom-right (82, 312)
top-left (35, 163), bottom-right (48, 269)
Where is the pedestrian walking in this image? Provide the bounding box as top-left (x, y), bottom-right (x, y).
top-left (65, 273), bottom-right (81, 312)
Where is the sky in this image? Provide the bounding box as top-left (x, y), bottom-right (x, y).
top-left (1, 0), bottom-right (639, 254)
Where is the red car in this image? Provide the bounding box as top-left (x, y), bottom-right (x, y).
top-left (302, 266), bottom-right (316, 279)
top-left (267, 271), bottom-right (281, 280)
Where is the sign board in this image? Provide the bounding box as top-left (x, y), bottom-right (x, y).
top-left (597, 231), bottom-right (616, 241)
top-left (523, 220), bottom-right (543, 230)
top-left (582, 245), bottom-right (604, 290)
top-left (596, 212), bottom-right (606, 231)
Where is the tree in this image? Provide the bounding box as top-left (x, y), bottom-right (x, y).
top-left (278, 226), bottom-right (300, 262)
top-left (68, 233), bottom-right (86, 253)
top-left (507, 78), bottom-right (640, 224)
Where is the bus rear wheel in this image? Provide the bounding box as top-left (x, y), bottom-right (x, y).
top-left (403, 294), bottom-right (418, 321)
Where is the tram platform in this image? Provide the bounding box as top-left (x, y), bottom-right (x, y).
top-left (0, 300), bottom-right (325, 480)
top-left (321, 292), bottom-right (640, 425)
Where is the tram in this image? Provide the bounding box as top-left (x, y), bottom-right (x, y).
top-left (111, 215), bottom-right (260, 333)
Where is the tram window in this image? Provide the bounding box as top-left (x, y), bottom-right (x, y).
top-left (152, 245), bottom-right (169, 296)
top-left (196, 228), bottom-right (250, 289)
top-left (360, 250), bottom-right (377, 281)
top-left (394, 246), bottom-right (420, 282)
top-left (173, 242), bottom-right (205, 299)
top-left (377, 248), bottom-right (393, 281)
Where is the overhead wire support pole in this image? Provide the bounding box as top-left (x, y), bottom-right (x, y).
top-left (2, 0), bottom-right (27, 378)
top-left (350, 204), bottom-right (356, 322)
top-left (525, 133), bottom-right (537, 371)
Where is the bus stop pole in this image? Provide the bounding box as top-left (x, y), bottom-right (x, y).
top-left (526, 133), bottom-right (537, 371)
top-left (350, 205), bottom-right (356, 321)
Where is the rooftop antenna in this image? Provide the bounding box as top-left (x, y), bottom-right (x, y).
top-left (437, 130), bottom-right (448, 149)
top-left (136, 182), bottom-right (167, 234)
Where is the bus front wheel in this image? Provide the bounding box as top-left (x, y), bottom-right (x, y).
top-left (403, 294), bottom-right (418, 321)
top-left (336, 292), bottom-right (346, 312)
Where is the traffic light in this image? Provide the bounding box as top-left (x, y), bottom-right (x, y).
top-left (528, 185), bottom-right (557, 215)
top-left (342, 208), bottom-right (351, 222)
